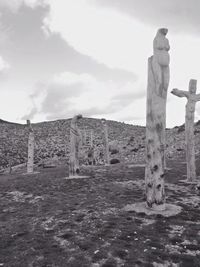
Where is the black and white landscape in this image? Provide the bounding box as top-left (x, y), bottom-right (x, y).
top-left (1, 1), bottom-right (200, 266)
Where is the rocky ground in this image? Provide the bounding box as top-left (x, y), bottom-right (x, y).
top-left (1, 117), bottom-right (200, 171)
top-left (1, 156), bottom-right (200, 266)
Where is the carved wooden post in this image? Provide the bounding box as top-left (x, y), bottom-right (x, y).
top-left (171, 79), bottom-right (200, 182)
top-left (90, 130), bottom-right (94, 165)
top-left (27, 119), bottom-right (34, 174)
top-left (101, 119), bottom-right (110, 165)
top-left (69, 114), bottom-right (82, 177)
top-left (90, 130), bottom-right (94, 148)
top-left (83, 129), bottom-right (87, 146)
top-left (145, 28), bottom-right (170, 210)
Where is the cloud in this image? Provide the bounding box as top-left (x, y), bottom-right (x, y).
top-left (93, 0), bottom-right (200, 36)
top-left (0, 1), bottom-right (139, 122)
top-left (84, 90), bottom-right (146, 117)
top-left (22, 71), bottom-right (142, 121)
top-left (42, 84), bottom-right (84, 119)
top-left (118, 115), bottom-right (145, 122)
top-left (0, 4), bottom-right (137, 85)
top-left (44, 0), bottom-right (153, 74)
top-left (21, 72), bottom-right (94, 120)
top-left (21, 106), bottom-right (37, 121)
top-left (21, 85), bottom-right (44, 120)
top-left (72, 89), bottom-right (146, 118)
top-left (0, 56), bottom-right (9, 72)
top-left (0, 0), bottom-right (47, 12)
top-left (80, 106), bottom-right (118, 118)
top-left (35, 0), bottom-right (200, 128)
top-left (111, 90), bottom-right (145, 106)
top-left (1, 0), bottom-right (197, 128)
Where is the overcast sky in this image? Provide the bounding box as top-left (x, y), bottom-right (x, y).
top-left (0, 0), bottom-right (200, 127)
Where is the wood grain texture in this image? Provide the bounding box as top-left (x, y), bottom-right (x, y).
top-left (145, 28), bottom-right (170, 210)
top-left (101, 119), bottom-right (110, 165)
top-left (69, 115), bottom-right (82, 177)
top-left (171, 79), bottom-right (199, 182)
top-left (27, 120), bottom-right (34, 174)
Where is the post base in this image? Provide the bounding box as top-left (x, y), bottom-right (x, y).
top-left (128, 164), bottom-right (145, 168)
top-left (123, 202), bottom-right (182, 217)
top-left (64, 175), bottom-right (90, 180)
top-left (22, 171), bottom-right (40, 176)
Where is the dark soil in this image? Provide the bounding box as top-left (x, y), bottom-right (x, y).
top-left (1, 159), bottom-right (200, 267)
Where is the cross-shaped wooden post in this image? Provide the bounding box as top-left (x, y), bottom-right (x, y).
top-left (171, 79), bottom-right (200, 182)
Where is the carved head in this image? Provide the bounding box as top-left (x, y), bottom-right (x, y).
top-left (73, 114), bottom-right (82, 122)
top-left (189, 79), bottom-right (197, 94)
top-left (158, 28), bottom-right (168, 36)
top-left (76, 114), bottom-right (82, 120)
top-left (71, 114), bottom-right (82, 125)
top-left (26, 119), bottom-right (33, 132)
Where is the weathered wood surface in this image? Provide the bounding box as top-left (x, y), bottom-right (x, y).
top-left (145, 28), bottom-right (170, 210)
top-left (27, 120), bottom-right (34, 174)
top-left (89, 130), bottom-right (95, 165)
top-left (69, 115), bottom-right (82, 177)
top-left (171, 79), bottom-right (200, 182)
top-left (80, 129), bottom-right (95, 165)
top-left (90, 130), bottom-right (94, 148)
top-left (101, 119), bottom-right (110, 165)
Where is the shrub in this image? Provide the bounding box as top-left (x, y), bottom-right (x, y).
top-left (131, 148), bottom-right (138, 152)
top-left (176, 148), bottom-right (184, 151)
top-left (194, 130), bottom-right (200, 135)
top-left (110, 158), bottom-right (120, 164)
top-left (177, 124), bottom-right (185, 133)
top-left (110, 149), bottom-right (119, 155)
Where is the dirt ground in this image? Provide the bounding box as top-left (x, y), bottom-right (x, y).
top-left (1, 159), bottom-right (200, 267)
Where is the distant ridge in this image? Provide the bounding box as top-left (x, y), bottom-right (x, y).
top-left (0, 119), bottom-right (23, 125)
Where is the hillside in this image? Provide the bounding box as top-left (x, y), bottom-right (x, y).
top-left (0, 117), bottom-right (200, 170)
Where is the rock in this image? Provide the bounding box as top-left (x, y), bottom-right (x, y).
top-left (110, 159), bottom-right (120, 164)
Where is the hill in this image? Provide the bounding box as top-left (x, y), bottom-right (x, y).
top-left (0, 117), bottom-right (200, 170)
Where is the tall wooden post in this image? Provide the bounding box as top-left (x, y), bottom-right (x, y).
top-left (83, 129), bottom-right (87, 146)
top-left (124, 28), bottom-right (181, 217)
top-left (90, 130), bottom-right (94, 166)
top-left (69, 114), bottom-right (82, 177)
top-left (27, 119), bottom-right (34, 174)
top-left (171, 79), bottom-right (200, 182)
top-left (101, 119), bottom-right (110, 165)
top-left (145, 28), bottom-right (170, 210)
top-left (90, 130), bottom-right (94, 148)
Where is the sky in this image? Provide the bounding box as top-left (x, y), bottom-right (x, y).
top-left (0, 0), bottom-right (200, 127)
